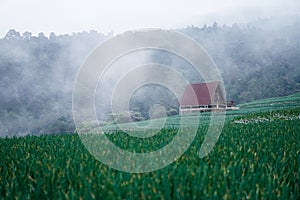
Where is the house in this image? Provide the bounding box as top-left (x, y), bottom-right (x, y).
top-left (179, 81), bottom-right (227, 114)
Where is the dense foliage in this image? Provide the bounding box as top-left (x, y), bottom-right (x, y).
top-left (1, 16), bottom-right (300, 136)
top-left (1, 106), bottom-right (299, 199)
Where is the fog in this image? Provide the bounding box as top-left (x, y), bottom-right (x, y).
top-left (0, 4), bottom-right (300, 136)
top-left (0, 0), bottom-right (299, 37)
top-left (0, 31), bottom-right (110, 136)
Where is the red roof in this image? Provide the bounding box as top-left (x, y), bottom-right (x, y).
top-left (180, 82), bottom-right (219, 106)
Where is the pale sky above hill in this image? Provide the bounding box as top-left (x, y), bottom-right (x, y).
top-left (0, 0), bottom-right (299, 37)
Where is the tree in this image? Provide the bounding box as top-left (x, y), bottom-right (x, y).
top-left (212, 22), bottom-right (218, 30)
top-left (22, 31), bottom-right (32, 40)
top-left (38, 32), bottom-right (47, 40)
top-left (49, 32), bottom-right (56, 40)
top-left (4, 29), bottom-right (21, 40)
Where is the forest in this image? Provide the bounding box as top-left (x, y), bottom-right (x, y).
top-left (1, 16), bottom-right (300, 136)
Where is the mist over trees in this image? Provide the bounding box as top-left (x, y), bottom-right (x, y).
top-left (0, 30), bottom-right (110, 136)
top-left (1, 16), bottom-right (300, 136)
top-left (179, 17), bottom-right (300, 102)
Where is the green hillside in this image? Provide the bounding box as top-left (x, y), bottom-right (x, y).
top-left (100, 92), bottom-right (300, 131)
top-left (1, 93), bottom-right (299, 199)
top-left (237, 92), bottom-right (300, 112)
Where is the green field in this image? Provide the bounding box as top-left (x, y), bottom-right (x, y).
top-left (1, 93), bottom-right (300, 199)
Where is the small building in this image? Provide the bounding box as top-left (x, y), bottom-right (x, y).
top-left (179, 81), bottom-right (227, 114)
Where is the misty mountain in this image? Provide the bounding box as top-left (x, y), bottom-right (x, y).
top-left (0, 17), bottom-right (300, 136)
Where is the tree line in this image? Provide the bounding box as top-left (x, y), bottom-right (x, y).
top-left (1, 17), bottom-right (300, 136)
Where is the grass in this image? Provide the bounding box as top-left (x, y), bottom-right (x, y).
top-left (99, 92), bottom-right (300, 131)
top-left (0, 93), bottom-right (300, 199)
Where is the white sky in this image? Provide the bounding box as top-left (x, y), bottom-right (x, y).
top-left (0, 0), bottom-right (299, 37)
